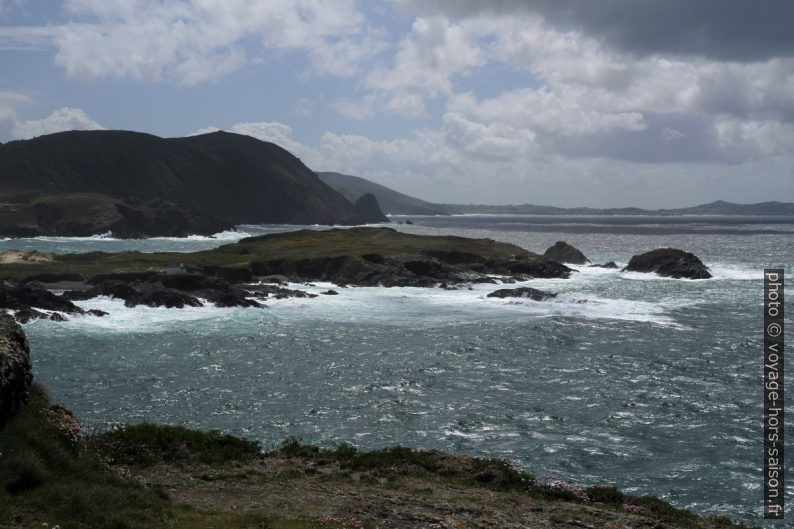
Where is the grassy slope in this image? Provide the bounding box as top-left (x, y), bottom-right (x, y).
top-left (0, 385), bottom-right (356, 529)
top-left (0, 386), bottom-right (755, 529)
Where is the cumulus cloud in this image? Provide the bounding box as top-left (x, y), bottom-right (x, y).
top-left (1, 0), bottom-right (382, 84)
top-left (12, 106), bottom-right (104, 139)
top-left (0, 93), bottom-right (104, 141)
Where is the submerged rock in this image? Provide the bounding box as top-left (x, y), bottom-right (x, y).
top-left (487, 287), bottom-right (558, 301)
top-left (543, 241), bottom-right (589, 264)
top-left (590, 261), bottom-right (619, 269)
top-left (0, 312), bottom-right (32, 425)
top-left (622, 248), bottom-right (711, 279)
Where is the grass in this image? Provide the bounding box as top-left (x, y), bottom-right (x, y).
top-left (275, 438), bottom-right (534, 492)
top-left (0, 226), bottom-right (536, 282)
top-left (273, 438), bottom-right (756, 529)
top-left (89, 423), bottom-right (262, 467)
top-left (0, 386), bottom-right (342, 529)
top-left (0, 384), bottom-right (171, 529)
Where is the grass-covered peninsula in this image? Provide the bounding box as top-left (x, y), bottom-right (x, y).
top-left (0, 227), bottom-right (571, 287)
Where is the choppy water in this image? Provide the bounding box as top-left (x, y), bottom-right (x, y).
top-left (6, 215), bottom-right (792, 526)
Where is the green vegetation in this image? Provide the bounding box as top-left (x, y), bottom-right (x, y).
top-left (0, 385), bottom-right (351, 529)
top-left (0, 226), bottom-right (541, 284)
top-left (0, 388), bottom-right (754, 529)
top-left (90, 423), bottom-right (262, 467)
top-left (276, 438), bottom-right (533, 492)
top-left (0, 384), bottom-right (171, 528)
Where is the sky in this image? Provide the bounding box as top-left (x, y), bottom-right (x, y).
top-left (0, 0), bottom-right (793, 208)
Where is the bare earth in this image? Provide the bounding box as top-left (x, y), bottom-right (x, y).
top-left (0, 250), bottom-right (54, 264)
top-left (117, 454), bottom-right (700, 529)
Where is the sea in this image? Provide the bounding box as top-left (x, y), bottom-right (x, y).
top-left (3, 214), bottom-right (792, 526)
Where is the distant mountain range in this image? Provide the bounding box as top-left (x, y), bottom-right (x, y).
top-left (319, 172), bottom-right (794, 217)
top-left (0, 131), bottom-right (386, 237)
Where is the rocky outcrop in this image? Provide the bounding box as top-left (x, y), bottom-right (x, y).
top-left (544, 241), bottom-right (589, 264)
top-left (0, 312), bottom-right (32, 425)
top-left (590, 261), bottom-right (619, 269)
top-left (45, 404), bottom-right (83, 444)
top-left (622, 248), bottom-right (711, 279)
top-left (487, 287), bottom-right (557, 301)
top-left (339, 193), bottom-right (389, 225)
top-left (0, 282), bottom-right (88, 322)
top-left (0, 228), bottom-right (574, 317)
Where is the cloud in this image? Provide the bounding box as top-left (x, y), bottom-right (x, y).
top-left (1, 0), bottom-right (381, 84)
top-left (398, 0), bottom-right (794, 62)
top-left (11, 106), bottom-right (104, 139)
top-left (0, 98), bottom-right (104, 141)
top-left (333, 95), bottom-right (376, 121)
top-left (363, 16), bottom-right (489, 116)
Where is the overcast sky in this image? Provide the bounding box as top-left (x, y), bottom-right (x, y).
top-left (1, 0), bottom-right (793, 207)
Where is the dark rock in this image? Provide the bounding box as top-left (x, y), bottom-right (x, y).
top-left (202, 288), bottom-right (263, 308)
top-left (0, 283), bottom-right (85, 316)
top-left (201, 265), bottom-right (253, 283)
top-left (67, 280), bottom-right (204, 308)
top-left (247, 284), bottom-right (318, 300)
top-left (362, 253), bottom-right (385, 264)
top-left (158, 273), bottom-right (228, 291)
top-left (63, 281), bottom-right (138, 301)
top-left (622, 248), bottom-right (711, 279)
top-left (48, 312), bottom-right (67, 322)
top-left (339, 193), bottom-right (389, 225)
top-left (487, 287), bottom-right (558, 301)
top-left (322, 290), bottom-right (339, 295)
top-left (0, 312), bottom-right (32, 425)
top-left (13, 308), bottom-right (48, 324)
top-left (543, 241), bottom-right (589, 264)
top-left (590, 261), bottom-right (619, 269)
top-left (404, 260), bottom-right (447, 278)
top-left (405, 219), bottom-right (414, 225)
top-left (87, 309), bottom-right (109, 317)
top-left (258, 275), bottom-right (291, 285)
top-left (122, 284), bottom-right (203, 308)
top-left (497, 258), bottom-right (573, 279)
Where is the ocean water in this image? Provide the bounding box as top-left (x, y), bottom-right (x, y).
top-left (6, 215), bottom-right (793, 526)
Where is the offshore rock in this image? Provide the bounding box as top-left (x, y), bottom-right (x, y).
top-left (487, 287), bottom-right (558, 301)
top-left (543, 241), bottom-right (589, 264)
top-left (622, 248), bottom-right (711, 279)
top-left (590, 261), bottom-right (619, 269)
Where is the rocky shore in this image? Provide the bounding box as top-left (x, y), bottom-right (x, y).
top-left (0, 232), bottom-right (715, 322)
top-left (0, 228), bottom-right (574, 321)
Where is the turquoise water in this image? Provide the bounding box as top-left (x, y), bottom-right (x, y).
top-left (7, 216), bottom-right (792, 526)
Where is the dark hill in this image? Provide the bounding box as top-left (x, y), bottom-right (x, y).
top-left (0, 130), bottom-right (359, 236)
